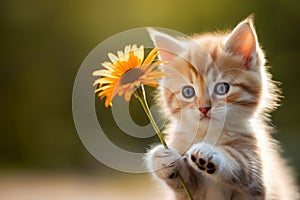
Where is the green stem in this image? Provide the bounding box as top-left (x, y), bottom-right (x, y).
top-left (134, 85), bottom-right (167, 148)
top-left (134, 85), bottom-right (193, 200)
top-left (177, 171), bottom-right (193, 200)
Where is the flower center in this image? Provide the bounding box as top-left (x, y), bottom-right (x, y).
top-left (119, 68), bottom-right (144, 85)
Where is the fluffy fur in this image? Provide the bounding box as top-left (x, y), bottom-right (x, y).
top-left (145, 17), bottom-right (299, 200)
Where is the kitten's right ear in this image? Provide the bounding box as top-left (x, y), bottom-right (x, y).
top-left (225, 17), bottom-right (259, 69)
top-left (147, 28), bottom-right (185, 61)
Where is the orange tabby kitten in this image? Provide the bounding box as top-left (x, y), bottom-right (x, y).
top-left (146, 17), bottom-right (299, 200)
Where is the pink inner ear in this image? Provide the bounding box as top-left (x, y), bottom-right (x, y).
top-left (148, 29), bottom-right (185, 62)
top-left (226, 22), bottom-right (257, 69)
top-left (237, 30), bottom-right (256, 60)
top-left (158, 49), bottom-right (177, 61)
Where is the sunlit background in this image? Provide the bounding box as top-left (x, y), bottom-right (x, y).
top-left (1, 0), bottom-right (300, 199)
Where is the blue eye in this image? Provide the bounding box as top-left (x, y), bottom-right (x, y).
top-left (182, 86), bottom-right (195, 98)
top-left (214, 82), bottom-right (230, 95)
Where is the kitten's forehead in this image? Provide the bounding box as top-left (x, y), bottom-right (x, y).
top-left (184, 43), bottom-right (221, 83)
top-left (186, 36), bottom-right (250, 83)
top-left (162, 57), bottom-right (214, 98)
top-left (186, 42), bottom-right (215, 73)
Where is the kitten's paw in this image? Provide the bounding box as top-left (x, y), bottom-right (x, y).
top-left (187, 143), bottom-right (224, 175)
top-left (146, 145), bottom-right (181, 180)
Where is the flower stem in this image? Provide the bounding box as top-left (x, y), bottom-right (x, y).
top-left (133, 85), bottom-right (167, 148)
top-left (177, 171), bottom-right (193, 200)
top-left (133, 85), bottom-right (193, 200)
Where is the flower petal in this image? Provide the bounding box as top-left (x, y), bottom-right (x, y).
top-left (142, 81), bottom-right (158, 87)
top-left (124, 45), bottom-right (131, 55)
top-left (95, 86), bottom-right (110, 93)
top-left (117, 51), bottom-right (124, 59)
top-left (128, 51), bottom-right (138, 68)
top-left (144, 70), bottom-right (167, 77)
top-left (93, 77), bottom-right (117, 86)
top-left (97, 71), bottom-right (120, 79)
top-left (92, 69), bottom-right (106, 76)
top-left (137, 45), bottom-right (144, 61)
top-left (142, 60), bottom-right (165, 72)
top-left (101, 61), bottom-right (113, 69)
top-left (124, 88), bottom-right (133, 102)
top-left (132, 44), bottom-right (137, 52)
top-left (143, 48), bottom-right (158, 65)
top-left (104, 95), bottom-right (113, 107)
top-left (108, 53), bottom-right (118, 63)
top-left (98, 87), bottom-right (113, 97)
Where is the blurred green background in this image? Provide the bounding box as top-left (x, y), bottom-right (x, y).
top-left (1, 0), bottom-right (300, 194)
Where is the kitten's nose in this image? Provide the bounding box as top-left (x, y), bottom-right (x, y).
top-left (199, 107), bottom-right (211, 115)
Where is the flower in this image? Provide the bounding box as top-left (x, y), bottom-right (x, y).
top-left (92, 44), bottom-right (193, 200)
top-left (93, 44), bottom-right (166, 107)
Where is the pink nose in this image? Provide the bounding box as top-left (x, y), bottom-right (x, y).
top-left (199, 107), bottom-right (211, 115)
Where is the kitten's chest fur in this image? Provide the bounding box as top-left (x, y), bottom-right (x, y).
top-left (168, 125), bottom-right (250, 156)
top-left (168, 130), bottom-right (264, 200)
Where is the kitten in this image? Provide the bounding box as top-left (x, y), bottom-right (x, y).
top-left (146, 17), bottom-right (299, 200)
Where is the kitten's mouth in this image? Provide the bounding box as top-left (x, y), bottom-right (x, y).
top-left (200, 115), bottom-right (211, 121)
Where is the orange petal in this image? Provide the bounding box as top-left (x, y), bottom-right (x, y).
top-left (118, 88), bottom-right (125, 96)
top-left (143, 60), bottom-right (165, 72)
top-left (123, 88), bottom-right (133, 102)
top-left (98, 87), bottom-right (113, 97)
top-left (143, 81), bottom-right (158, 87)
top-left (129, 80), bottom-right (140, 90)
top-left (95, 85), bottom-right (112, 93)
top-left (93, 77), bottom-right (117, 86)
top-left (116, 84), bottom-right (129, 96)
top-left (114, 61), bottom-right (130, 72)
top-left (105, 95), bottom-right (113, 107)
top-left (143, 48), bottom-right (158, 65)
top-left (145, 71), bottom-right (167, 78)
top-left (128, 51), bottom-right (138, 68)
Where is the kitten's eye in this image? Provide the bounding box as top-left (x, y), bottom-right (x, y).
top-left (182, 86), bottom-right (195, 99)
top-left (214, 82), bottom-right (230, 95)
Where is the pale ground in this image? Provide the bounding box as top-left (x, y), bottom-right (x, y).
top-left (0, 173), bottom-right (171, 200)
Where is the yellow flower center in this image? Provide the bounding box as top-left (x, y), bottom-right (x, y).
top-left (119, 68), bottom-right (144, 85)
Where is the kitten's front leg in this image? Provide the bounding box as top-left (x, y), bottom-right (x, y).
top-left (146, 144), bottom-right (197, 198)
top-left (146, 144), bottom-right (181, 183)
top-left (187, 142), bottom-right (265, 199)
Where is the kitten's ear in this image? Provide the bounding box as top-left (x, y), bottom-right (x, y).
top-left (225, 17), bottom-right (259, 69)
top-left (147, 28), bottom-right (185, 61)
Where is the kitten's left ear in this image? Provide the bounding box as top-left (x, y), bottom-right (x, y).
top-left (225, 17), bottom-right (259, 70)
top-left (147, 28), bottom-right (186, 62)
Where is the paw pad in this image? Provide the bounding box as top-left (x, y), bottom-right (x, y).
top-left (190, 155), bottom-right (217, 174)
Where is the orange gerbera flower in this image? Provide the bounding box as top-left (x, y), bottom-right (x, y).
top-left (93, 44), bottom-right (166, 107)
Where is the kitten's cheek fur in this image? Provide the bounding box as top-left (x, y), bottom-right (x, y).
top-left (145, 145), bottom-right (181, 180)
